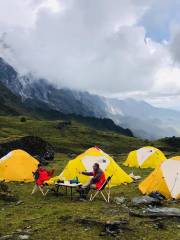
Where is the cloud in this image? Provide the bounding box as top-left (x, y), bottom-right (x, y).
top-left (169, 25), bottom-right (180, 66)
top-left (140, 0), bottom-right (180, 42)
top-left (0, 0), bottom-right (158, 91)
top-left (0, 0), bottom-right (180, 108)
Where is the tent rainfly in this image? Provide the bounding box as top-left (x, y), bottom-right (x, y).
top-left (48, 147), bottom-right (133, 186)
top-left (0, 149), bottom-right (39, 182)
top-left (139, 156), bottom-right (180, 199)
top-left (124, 146), bottom-right (166, 168)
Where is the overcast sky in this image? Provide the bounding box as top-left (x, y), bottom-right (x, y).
top-left (0, 0), bottom-right (180, 109)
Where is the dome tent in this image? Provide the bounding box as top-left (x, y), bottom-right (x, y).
top-left (124, 146), bottom-right (166, 168)
top-left (48, 147), bottom-right (132, 186)
top-left (139, 156), bottom-right (180, 199)
top-left (0, 149), bottom-right (39, 182)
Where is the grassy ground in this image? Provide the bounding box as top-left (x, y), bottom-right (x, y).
top-left (0, 154), bottom-right (180, 240)
top-left (0, 116), bottom-right (146, 154)
top-left (0, 116), bottom-right (180, 239)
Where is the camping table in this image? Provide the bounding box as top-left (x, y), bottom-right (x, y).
top-left (55, 181), bottom-right (82, 200)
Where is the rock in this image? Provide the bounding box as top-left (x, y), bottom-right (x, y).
top-left (0, 136), bottom-right (54, 163)
top-left (0, 192), bottom-right (18, 202)
top-left (105, 209), bottom-right (119, 215)
top-left (0, 181), bottom-right (17, 202)
top-left (153, 222), bottom-right (165, 229)
top-left (145, 207), bottom-right (180, 217)
top-left (131, 196), bottom-right (161, 206)
top-left (79, 198), bottom-right (87, 202)
top-left (0, 235), bottom-right (13, 240)
top-left (99, 231), bottom-right (106, 236)
top-left (130, 207), bottom-right (180, 218)
top-left (15, 229), bottom-right (23, 233)
top-left (16, 200), bottom-right (24, 206)
top-left (129, 172), bottom-right (141, 180)
top-left (18, 235), bottom-right (30, 240)
top-left (76, 218), bottom-right (103, 227)
top-left (0, 181), bottom-right (9, 192)
top-left (102, 220), bottom-right (130, 236)
top-left (56, 121), bottom-right (71, 130)
top-left (63, 216), bottom-right (131, 237)
top-left (59, 215), bottom-right (73, 222)
top-left (114, 197), bottom-right (126, 205)
top-left (24, 226), bottom-right (31, 230)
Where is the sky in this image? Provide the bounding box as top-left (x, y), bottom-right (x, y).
top-left (0, 0), bottom-right (180, 110)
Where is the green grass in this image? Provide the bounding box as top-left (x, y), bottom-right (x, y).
top-left (0, 154), bottom-right (180, 240)
top-left (0, 116), bottom-right (180, 239)
top-left (0, 116), bottom-right (146, 154)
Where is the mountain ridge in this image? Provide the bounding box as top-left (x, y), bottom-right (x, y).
top-left (0, 57), bottom-right (180, 139)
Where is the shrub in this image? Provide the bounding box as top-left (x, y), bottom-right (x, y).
top-left (20, 117), bottom-right (26, 122)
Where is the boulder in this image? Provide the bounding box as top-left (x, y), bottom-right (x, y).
top-left (0, 192), bottom-right (17, 202)
top-left (0, 136), bottom-right (54, 163)
top-left (18, 235), bottom-right (30, 240)
top-left (114, 197), bottom-right (126, 205)
top-left (130, 207), bottom-right (180, 218)
top-left (56, 121), bottom-right (71, 130)
top-left (131, 196), bottom-right (161, 206)
top-left (0, 235), bottom-right (13, 240)
top-left (0, 181), bottom-right (18, 202)
top-left (145, 207), bottom-right (180, 217)
top-left (101, 220), bottom-right (130, 236)
top-left (0, 181), bottom-right (9, 192)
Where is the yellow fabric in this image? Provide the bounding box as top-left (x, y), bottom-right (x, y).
top-left (171, 156), bottom-right (180, 161)
top-left (176, 193), bottom-right (180, 199)
top-left (139, 167), bottom-right (171, 199)
top-left (124, 151), bottom-right (139, 167)
top-left (48, 147), bottom-right (133, 186)
top-left (124, 146), bottom-right (166, 168)
top-left (0, 149), bottom-right (39, 182)
top-left (141, 148), bottom-right (166, 168)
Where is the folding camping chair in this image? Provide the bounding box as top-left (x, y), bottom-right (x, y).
top-left (31, 184), bottom-right (46, 196)
top-left (89, 175), bottom-right (112, 203)
top-left (31, 169), bottom-right (55, 196)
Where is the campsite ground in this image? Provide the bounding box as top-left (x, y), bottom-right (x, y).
top-left (0, 154), bottom-right (180, 240)
top-left (0, 116), bottom-right (180, 240)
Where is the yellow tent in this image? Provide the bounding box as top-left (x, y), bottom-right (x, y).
top-left (0, 149), bottom-right (39, 182)
top-left (124, 146), bottom-right (166, 168)
top-left (48, 147), bottom-right (132, 186)
top-left (139, 156), bottom-right (180, 199)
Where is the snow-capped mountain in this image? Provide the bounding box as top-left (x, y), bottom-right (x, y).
top-left (1, 57), bottom-right (180, 139)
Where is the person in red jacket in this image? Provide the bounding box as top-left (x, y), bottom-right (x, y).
top-left (33, 164), bottom-right (52, 186)
top-left (78, 163), bottom-right (106, 198)
top-left (32, 164), bottom-right (54, 195)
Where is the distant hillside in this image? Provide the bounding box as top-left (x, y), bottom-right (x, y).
top-left (0, 116), bottom-right (142, 154)
top-left (1, 57), bottom-right (180, 139)
top-left (0, 81), bottom-right (27, 115)
top-left (0, 114), bottom-right (179, 157)
top-left (0, 81), bottom-right (133, 138)
top-left (0, 57), bottom-right (133, 137)
top-left (23, 99), bottom-right (133, 137)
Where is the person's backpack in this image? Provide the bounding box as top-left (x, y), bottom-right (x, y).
top-left (33, 170), bottom-right (39, 181)
top-left (149, 191), bottom-right (165, 201)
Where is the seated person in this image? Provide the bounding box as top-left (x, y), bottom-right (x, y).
top-left (33, 164), bottom-right (51, 186)
top-left (78, 163), bottom-right (106, 197)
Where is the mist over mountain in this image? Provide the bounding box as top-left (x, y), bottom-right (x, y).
top-left (0, 57), bottom-right (180, 140)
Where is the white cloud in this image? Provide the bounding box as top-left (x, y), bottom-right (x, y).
top-left (0, 0), bottom-right (180, 109)
top-left (140, 0), bottom-right (180, 41)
